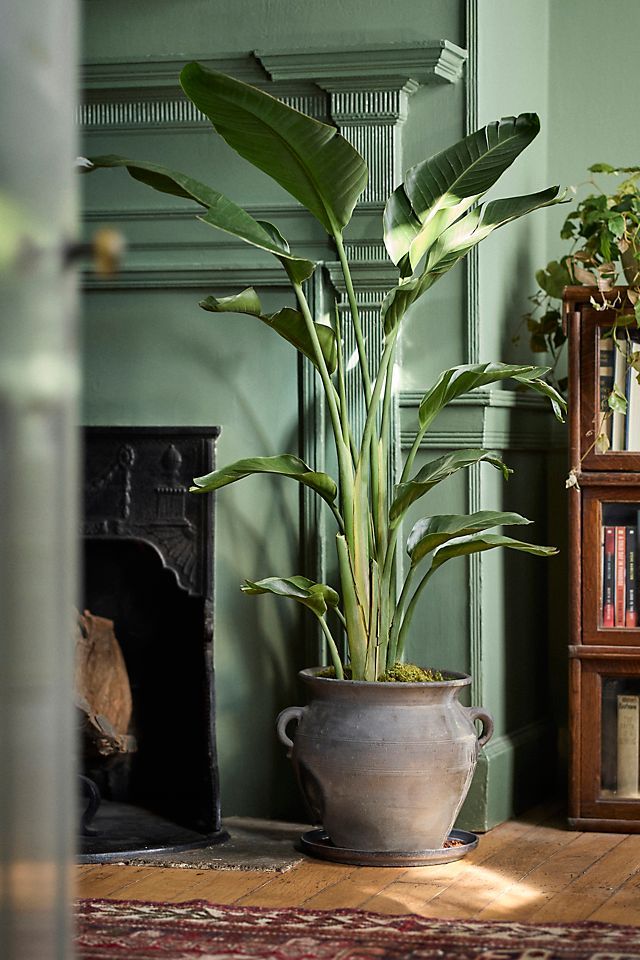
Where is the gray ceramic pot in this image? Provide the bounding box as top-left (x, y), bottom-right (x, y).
top-left (277, 667), bottom-right (493, 853)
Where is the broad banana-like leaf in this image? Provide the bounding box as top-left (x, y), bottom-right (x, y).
top-left (199, 288), bottom-right (337, 374)
top-left (390, 450), bottom-right (511, 522)
top-left (407, 510), bottom-right (531, 567)
top-left (190, 454), bottom-right (337, 505)
top-left (418, 362), bottom-right (567, 430)
top-left (383, 113), bottom-right (541, 267)
top-left (428, 533), bottom-right (558, 576)
top-left (82, 156), bottom-right (315, 283)
top-left (422, 186), bottom-right (563, 277)
top-left (241, 576), bottom-right (339, 618)
top-left (180, 62), bottom-right (368, 235)
top-left (381, 185), bottom-right (562, 335)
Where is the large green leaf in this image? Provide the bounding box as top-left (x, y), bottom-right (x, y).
top-left (428, 533), bottom-right (558, 576)
top-left (241, 576), bottom-right (339, 618)
top-left (190, 454), bottom-right (337, 505)
top-left (406, 510), bottom-right (531, 567)
top-left (417, 362), bottom-right (567, 429)
top-left (82, 155), bottom-right (315, 283)
top-left (199, 288), bottom-right (337, 374)
top-left (390, 450), bottom-right (511, 522)
top-left (381, 186), bottom-right (562, 335)
top-left (383, 114), bottom-right (541, 267)
top-left (421, 186), bottom-right (563, 279)
top-left (180, 62), bottom-right (368, 235)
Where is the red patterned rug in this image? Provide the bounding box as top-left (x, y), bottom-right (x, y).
top-left (76, 898), bottom-right (640, 959)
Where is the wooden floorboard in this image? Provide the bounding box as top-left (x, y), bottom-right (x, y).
top-left (76, 808), bottom-right (640, 924)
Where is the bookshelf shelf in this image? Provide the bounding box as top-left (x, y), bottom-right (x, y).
top-left (566, 287), bottom-right (640, 832)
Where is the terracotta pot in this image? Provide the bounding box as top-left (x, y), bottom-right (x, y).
top-left (276, 667), bottom-right (493, 853)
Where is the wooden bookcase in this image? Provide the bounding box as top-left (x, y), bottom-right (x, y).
top-left (566, 286), bottom-right (640, 832)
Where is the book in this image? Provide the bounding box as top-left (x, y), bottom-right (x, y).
top-left (600, 335), bottom-right (615, 443)
top-left (603, 526), bottom-right (615, 627)
top-left (615, 525), bottom-right (626, 627)
top-left (626, 525), bottom-right (638, 627)
top-left (626, 341), bottom-right (640, 451)
top-left (612, 345), bottom-right (628, 451)
top-left (617, 694), bottom-right (640, 797)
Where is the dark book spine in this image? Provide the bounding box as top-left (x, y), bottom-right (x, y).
top-left (603, 526), bottom-right (615, 628)
top-left (600, 337), bottom-right (615, 441)
top-left (627, 525), bottom-right (638, 628)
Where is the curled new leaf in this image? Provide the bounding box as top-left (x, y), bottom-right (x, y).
top-left (407, 511), bottom-right (531, 567)
top-left (190, 454), bottom-right (337, 506)
top-left (390, 450), bottom-right (512, 522)
top-left (180, 62), bottom-right (368, 235)
top-left (199, 288), bottom-right (338, 374)
top-left (241, 576), bottom-right (339, 618)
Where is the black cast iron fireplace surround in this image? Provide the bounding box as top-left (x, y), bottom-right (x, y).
top-left (79, 426), bottom-right (228, 862)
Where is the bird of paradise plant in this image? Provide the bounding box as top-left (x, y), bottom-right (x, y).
top-left (83, 63), bottom-right (566, 682)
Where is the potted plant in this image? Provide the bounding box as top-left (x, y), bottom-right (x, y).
top-left (83, 63), bottom-right (566, 861)
top-left (522, 163), bottom-right (640, 393)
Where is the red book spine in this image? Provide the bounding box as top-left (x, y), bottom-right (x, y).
top-left (615, 525), bottom-right (627, 627)
top-left (626, 525), bottom-right (638, 627)
top-left (603, 526), bottom-right (615, 627)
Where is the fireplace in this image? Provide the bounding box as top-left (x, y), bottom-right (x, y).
top-left (78, 426), bottom-right (227, 861)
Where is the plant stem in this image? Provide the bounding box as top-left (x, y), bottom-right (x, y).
top-left (396, 565), bottom-right (434, 661)
top-left (317, 616), bottom-right (344, 679)
top-left (387, 564), bottom-right (416, 665)
top-left (334, 234), bottom-right (372, 404)
top-left (293, 283), bottom-right (355, 544)
top-left (335, 233), bottom-right (385, 557)
top-left (333, 300), bottom-right (351, 449)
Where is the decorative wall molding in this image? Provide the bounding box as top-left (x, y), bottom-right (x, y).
top-left (255, 41), bottom-right (468, 87)
top-left (80, 55), bottom-right (327, 131)
top-left (399, 389), bottom-right (565, 451)
top-left (82, 264), bottom-right (290, 291)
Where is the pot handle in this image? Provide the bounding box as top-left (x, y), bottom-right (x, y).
top-left (466, 706), bottom-right (494, 748)
top-left (276, 706), bottom-right (307, 758)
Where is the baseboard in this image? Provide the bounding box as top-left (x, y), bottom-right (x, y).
top-left (455, 720), bottom-right (556, 833)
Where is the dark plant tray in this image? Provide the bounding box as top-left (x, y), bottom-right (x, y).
top-left (298, 827), bottom-right (479, 866)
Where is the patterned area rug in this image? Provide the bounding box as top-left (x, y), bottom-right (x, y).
top-left (76, 898), bottom-right (640, 959)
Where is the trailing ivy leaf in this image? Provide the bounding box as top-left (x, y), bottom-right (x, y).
top-left (190, 454), bottom-right (337, 505)
top-left (417, 362), bottom-right (566, 432)
top-left (82, 155), bottom-right (316, 281)
top-left (428, 533), bottom-right (558, 576)
top-left (384, 113), bottom-right (542, 267)
top-left (199, 288), bottom-right (337, 374)
top-left (390, 450), bottom-right (511, 521)
top-left (180, 62), bottom-right (368, 235)
top-left (608, 382), bottom-right (627, 414)
top-left (406, 510), bottom-right (531, 567)
top-left (241, 576), bottom-right (339, 617)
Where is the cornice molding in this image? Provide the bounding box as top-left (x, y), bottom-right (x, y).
top-left (255, 40), bottom-right (468, 87)
top-left (80, 55), bottom-right (327, 130)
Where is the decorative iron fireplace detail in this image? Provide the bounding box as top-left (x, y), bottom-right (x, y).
top-left (79, 426), bottom-right (227, 862)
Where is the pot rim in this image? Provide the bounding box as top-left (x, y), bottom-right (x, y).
top-left (299, 666), bottom-right (471, 688)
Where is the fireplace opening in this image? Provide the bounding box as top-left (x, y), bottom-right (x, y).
top-left (79, 427), bottom-right (226, 862)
